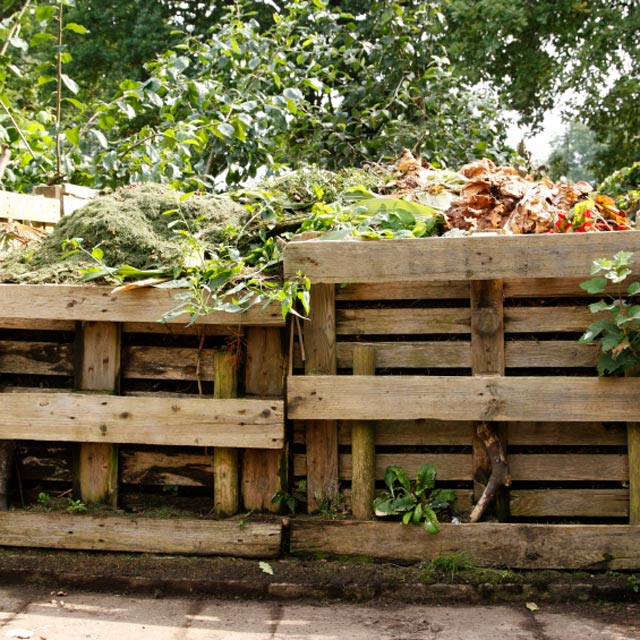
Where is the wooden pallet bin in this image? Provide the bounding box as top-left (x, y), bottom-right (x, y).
top-left (285, 231), bottom-right (640, 569)
top-left (0, 284), bottom-right (285, 556)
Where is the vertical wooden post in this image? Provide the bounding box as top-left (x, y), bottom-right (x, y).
top-left (242, 327), bottom-right (285, 512)
top-left (76, 321), bottom-right (121, 506)
top-left (470, 279), bottom-right (509, 521)
top-left (304, 283), bottom-right (338, 513)
top-left (351, 345), bottom-right (376, 520)
top-left (0, 440), bottom-right (15, 510)
top-left (213, 351), bottom-right (239, 516)
top-left (626, 368), bottom-right (639, 525)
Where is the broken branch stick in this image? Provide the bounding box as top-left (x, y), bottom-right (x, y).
top-left (469, 422), bottom-right (511, 523)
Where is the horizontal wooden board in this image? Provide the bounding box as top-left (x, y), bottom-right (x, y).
top-left (294, 453), bottom-right (473, 481)
top-left (510, 454), bottom-right (628, 481)
top-left (336, 308), bottom-right (471, 335)
top-left (294, 452), bottom-right (626, 482)
top-left (287, 375), bottom-right (640, 422)
top-left (0, 340), bottom-right (74, 375)
top-left (336, 282), bottom-right (471, 301)
top-left (0, 512), bottom-right (281, 556)
top-left (289, 520), bottom-right (640, 569)
top-left (318, 340), bottom-right (597, 370)
top-left (0, 319), bottom-right (75, 331)
top-left (0, 391), bottom-right (284, 448)
top-left (121, 450), bottom-right (213, 487)
top-left (284, 233), bottom-right (640, 283)
top-left (122, 322), bottom-right (242, 336)
top-left (122, 346), bottom-right (217, 381)
top-left (505, 307), bottom-right (593, 333)
top-left (0, 285), bottom-right (284, 326)
top-left (294, 420), bottom-right (626, 447)
top-left (0, 189), bottom-right (61, 224)
top-left (510, 489), bottom-right (629, 518)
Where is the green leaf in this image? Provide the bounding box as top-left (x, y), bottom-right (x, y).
top-left (423, 508), bottom-right (440, 535)
top-left (35, 5), bottom-right (57, 21)
top-left (580, 277), bottom-right (607, 294)
top-left (60, 74), bottom-right (79, 95)
top-left (412, 502), bottom-right (424, 524)
top-left (31, 33), bottom-right (56, 47)
top-left (65, 22), bottom-right (89, 34)
top-left (92, 129), bottom-right (108, 149)
top-left (627, 282), bottom-right (640, 296)
top-left (402, 511), bottom-right (413, 525)
top-left (216, 122), bottom-right (235, 139)
top-left (416, 464), bottom-right (437, 494)
top-left (64, 126), bottom-right (81, 147)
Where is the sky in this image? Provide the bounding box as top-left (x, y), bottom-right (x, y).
top-left (506, 107), bottom-right (565, 165)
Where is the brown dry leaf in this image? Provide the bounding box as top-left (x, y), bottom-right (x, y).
top-left (111, 277), bottom-right (171, 294)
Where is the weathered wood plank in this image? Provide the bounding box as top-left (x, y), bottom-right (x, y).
top-left (0, 319), bottom-right (74, 331)
top-left (510, 489), bottom-right (629, 518)
top-left (120, 450), bottom-right (213, 487)
top-left (0, 340), bottom-right (74, 375)
top-left (304, 283), bottom-right (338, 512)
top-left (0, 512), bottom-right (281, 556)
top-left (0, 285), bottom-right (284, 325)
top-left (122, 322), bottom-right (239, 335)
top-left (0, 392), bottom-right (284, 448)
top-left (287, 375), bottom-right (640, 422)
top-left (284, 233), bottom-right (640, 283)
top-left (336, 281), bottom-right (470, 301)
top-left (337, 308), bottom-right (471, 335)
top-left (504, 277), bottom-right (640, 298)
top-left (505, 341), bottom-right (597, 368)
top-left (242, 327), bottom-right (286, 512)
top-left (510, 454), bottom-right (628, 481)
top-left (0, 189), bottom-right (61, 224)
top-left (76, 321), bottom-right (121, 506)
top-left (213, 351), bottom-right (239, 516)
top-left (294, 453), bottom-right (473, 481)
top-left (505, 307), bottom-right (593, 333)
top-left (122, 346), bottom-right (216, 381)
top-left (299, 420), bottom-right (626, 447)
top-left (289, 520), bottom-right (640, 569)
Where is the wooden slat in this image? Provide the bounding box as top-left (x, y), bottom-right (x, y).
top-left (0, 190), bottom-right (61, 224)
top-left (284, 233), bottom-right (640, 283)
top-left (510, 489), bottom-right (629, 518)
top-left (0, 512), bottom-right (281, 557)
top-left (0, 285), bottom-right (284, 326)
top-left (304, 283), bottom-right (338, 512)
top-left (293, 453), bottom-right (472, 481)
top-left (289, 521), bottom-right (640, 569)
top-left (120, 450), bottom-right (212, 487)
top-left (336, 281), bottom-right (470, 301)
top-left (287, 375), bottom-right (640, 422)
top-left (0, 391), bottom-right (284, 448)
top-left (122, 322), bottom-right (240, 335)
top-left (0, 319), bottom-right (74, 331)
top-left (314, 420), bottom-right (627, 447)
top-left (509, 454), bottom-right (628, 481)
top-left (505, 307), bottom-right (593, 333)
top-left (508, 422), bottom-right (627, 446)
top-left (505, 341), bottom-right (597, 368)
top-left (122, 346), bottom-right (216, 381)
top-left (337, 308), bottom-right (471, 335)
top-left (503, 277), bottom-right (640, 298)
top-left (0, 341), bottom-right (74, 375)
top-left (335, 341), bottom-right (471, 368)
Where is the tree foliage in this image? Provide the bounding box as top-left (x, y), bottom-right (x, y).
top-left (442, 0), bottom-right (640, 179)
top-left (0, 0), bottom-right (511, 193)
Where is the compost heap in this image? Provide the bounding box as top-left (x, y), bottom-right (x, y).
top-left (0, 152), bottom-right (633, 286)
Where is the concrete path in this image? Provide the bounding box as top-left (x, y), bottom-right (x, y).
top-left (1, 586), bottom-right (638, 640)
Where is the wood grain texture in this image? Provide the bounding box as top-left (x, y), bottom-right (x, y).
top-left (76, 322), bottom-right (120, 506)
top-left (289, 520), bottom-right (640, 569)
top-left (0, 392), bottom-right (284, 448)
top-left (510, 489), bottom-right (629, 518)
top-left (242, 327), bottom-right (286, 512)
top-left (0, 285), bottom-right (284, 325)
top-left (304, 283), bottom-right (338, 512)
top-left (504, 307), bottom-right (593, 333)
top-left (336, 281), bottom-right (470, 301)
top-left (0, 189), bottom-right (61, 223)
top-left (287, 375), bottom-right (640, 422)
top-left (350, 345), bottom-right (376, 519)
top-left (294, 453), bottom-right (472, 481)
top-left (0, 512), bottom-right (281, 556)
top-left (120, 450), bottom-right (213, 487)
top-left (0, 340), bottom-right (74, 375)
top-left (122, 346), bottom-right (216, 381)
top-left (509, 454), bottom-right (627, 481)
top-left (627, 422), bottom-right (640, 525)
top-left (0, 319), bottom-right (74, 331)
top-left (336, 308), bottom-right (471, 335)
top-left (284, 233), bottom-right (640, 283)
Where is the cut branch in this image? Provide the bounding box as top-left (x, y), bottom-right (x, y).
top-left (469, 422), bottom-right (511, 523)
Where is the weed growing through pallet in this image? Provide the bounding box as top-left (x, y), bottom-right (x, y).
top-left (579, 251), bottom-right (640, 375)
top-left (373, 465), bottom-right (456, 534)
